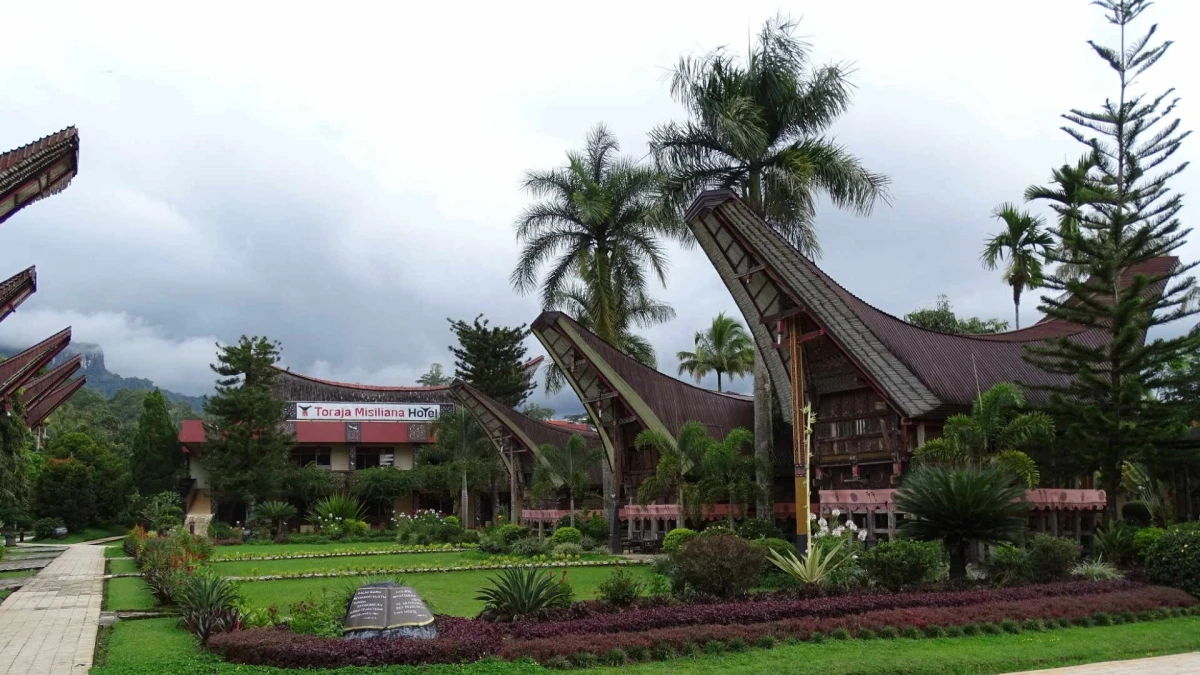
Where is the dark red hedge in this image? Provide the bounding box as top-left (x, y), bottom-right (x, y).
top-left (509, 580), bottom-right (1142, 639)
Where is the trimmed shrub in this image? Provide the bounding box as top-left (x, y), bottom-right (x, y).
top-left (860, 539), bottom-right (944, 591)
top-left (510, 537), bottom-right (551, 558)
top-left (1028, 534), bottom-right (1080, 582)
top-left (1134, 527), bottom-right (1164, 562)
top-left (662, 528), bottom-right (697, 553)
top-left (984, 544), bottom-right (1035, 586)
top-left (738, 518), bottom-right (783, 540)
top-left (668, 533), bottom-right (762, 599)
top-left (1146, 529), bottom-right (1200, 597)
top-left (551, 543), bottom-right (583, 558)
top-left (749, 537), bottom-right (796, 561)
top-left (551, 527), bottom-right (582, 546)
top-left (33, 517), bottom-right (65, 541)
top-left (476, 566), bottom-right (574, 622)
top-left (495, 524), bottom-right (529, 545)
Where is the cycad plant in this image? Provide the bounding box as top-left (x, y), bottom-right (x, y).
top-left (251, 500), bottom-right (297, 537)
top-left (676, 312), bottom-right (755, 392)
top-left (475, 566), bottom-right (574, 622)
top-left (530, 434), bottom-right (604, 527)
top-left (913, 382), bottom-right (1052, 488)
top-left (895, 467), bottom-right (1030, 580)
top-left (634, 421), bottom-right (711, 527)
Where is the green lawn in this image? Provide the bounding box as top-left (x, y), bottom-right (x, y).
top-left (90, 616), bottom-right (1200, 675)
top-left (105, 546), bottom-right (127, 558)
top-left (237, 565), bottom-right (652, 617)
top-left (213, 541), bottom-right (443, 559)
top-left (213, 551), bottom-right (614, 577)
top-left (0, 589), bottom-right (11, 604)
top-left (0, 569), bottom-right (36, 580)
top-left (105, 577), bottom-right (156, 611)
top-left (36, 524), bottom-right (127, 544)
top-left (109, 558), bottom-right (139, 575)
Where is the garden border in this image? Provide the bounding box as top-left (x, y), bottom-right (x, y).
top-left (222, 559), bottom-right (651, 581)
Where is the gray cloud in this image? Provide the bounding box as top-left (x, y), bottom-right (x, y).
top-left (1, 1), bottom-right (1196, 417)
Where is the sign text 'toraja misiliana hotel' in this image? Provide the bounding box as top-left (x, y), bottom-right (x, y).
top-left (292, 402), bottom-right (441, 422)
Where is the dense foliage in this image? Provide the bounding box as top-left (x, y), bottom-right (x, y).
top-left (1145, 529), bottom-right (1200, 598)
top-left (475, 566), bottom-right (575, 622)
top-left (664, 533), bottom-right (762, 599)
top-left (447, 315), bottom-right (536, 407)
top-left (130, 390), bottom-right (182, 496)
top-left (859, 539), bottom-right (945, 591)
top-left (676, 312), bottom-right (754, 392)
top-left (904, 295), bottom-right (1008, 334)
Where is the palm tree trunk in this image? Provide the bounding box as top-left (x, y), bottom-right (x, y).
top-left (678, 485), bottom-right (686, 530)
top-left (461, 471), bottom-right (469, 528)
top-left (949, 541), bottom-right (969, 581)
top-left (717, 371), bottom-right (723, 392)
top-left (569, 489), bottom-right (576, 528)
top-left (1012, 285), bottom-right (1021, 330)
top-left (753, 353), bottom-right (774, 523)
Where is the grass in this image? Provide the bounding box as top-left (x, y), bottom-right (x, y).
top-left (0, 589), bottom-right (11, 604)
top-left (213, 541), bottom-right (445, 559)
top-left (35, 523), bottom-right (127, 544)
top-left (213, 551), bottom-right (613, 577)
top-left (0, 569), bottom-right (36, 580)
top-left (90, 616), bottom-right (1200, 674)
top-left (105, 546), bottom-right (127, 558)
top-left (236, 565), bottom-right (653, 617)
top-left (109, 558), bottom-right (139, 575)
top-left (105, 577), bottom-right (156, 611)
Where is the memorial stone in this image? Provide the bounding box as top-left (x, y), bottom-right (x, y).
top-left (343, 582), bottom-right (438, 640)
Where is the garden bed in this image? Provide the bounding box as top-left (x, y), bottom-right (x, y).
top-left (209, 580), bottom-right (1194, 669)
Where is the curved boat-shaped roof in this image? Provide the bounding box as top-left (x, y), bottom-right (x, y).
top-left (0, 327), bottom-right (72, 402)
top-left (19, 354), bottom-right (81, 411)
top-left (531, 311), bottom-right (753, 469)
top-left (0, 127), bottom-right (79, 226)
top-left (25, 376), bottom-right (87, 428)
top-left (0, 266), bottom-right (36, 325)
top-left (685, 190), bottom-right (1175, 418)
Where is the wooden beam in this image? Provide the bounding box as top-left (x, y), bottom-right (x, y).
top-left (737, 264), bottom-right (765, 280)
top-left (760, 306), bottom-right (804, 325)
top-left (795, 329), bottom-right (825, 344)
top-left (583, 391), bottom-right (619, 404)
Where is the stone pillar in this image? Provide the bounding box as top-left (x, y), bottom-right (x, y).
top-left (651, 515), bottom-right (659, 541)
top-left (887, 510), bottom-right (897, 539)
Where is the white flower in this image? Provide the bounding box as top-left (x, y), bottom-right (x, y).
top-left (818, 518), bottom-right (828, 529)
top-left (846, 521), bottom-right (858, 531)
top-left (809, 512), bottom-right (818, 521)
top-left (831, 509), bottom-right (842, 518)
top-left (833, 526), bottom-right (845, 537)
top-left (858, 530), bottom-right (868, 541)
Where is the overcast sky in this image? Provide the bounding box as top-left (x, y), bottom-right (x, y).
top-left (1, 1), bottom-right (1197, 414)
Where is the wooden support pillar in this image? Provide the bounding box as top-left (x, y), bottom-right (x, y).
top-left (651, 516), bottom-right (659, 542)
top-left (866, 507), bottom-right (876, 542)
top-left (790, 318), bottom-right (811, 551)
top-left (1051, 510), bottom-right (1059, 537)
top-left (888, 510), bottom-right (897, 539)
top-left (1074, 511), bottom-right (1083, 543)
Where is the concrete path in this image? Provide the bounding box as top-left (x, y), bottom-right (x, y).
top-left (0, 543), bottom-right (104, 674)
top-left (1007, 652), bottom-right (1200, 674)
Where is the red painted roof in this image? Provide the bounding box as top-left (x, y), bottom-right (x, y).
top-left (546, 420), bottom-right (593, 433)
top-left (180, 419), bottom-right (206, 444)
top-left (25, 376), bottom-right (86, 428)
top-left (0, 266), bottom-right (36, 324)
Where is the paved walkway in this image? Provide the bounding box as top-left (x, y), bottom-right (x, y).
top-left (0, 543), bottom-right (105, 674)
top-left (1007, 652), bottom-right (1200, 674)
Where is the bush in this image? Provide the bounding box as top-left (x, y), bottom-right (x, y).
top-left (33, 517), bottom-right (65, 541)
top-left (1121, 501), bottom-right (1153, 527)
top-left (1146, 529), bottom-right (1200, 597)
top-left (596, 566), bottom-right (643, 607)
top-left (124, 525), bottom-right (147, 557)
top-left (579, 536), bottom-right (598, 551)
top-left (308, 494), bottom-right (366, 538)
top-left (174, 570), bottom-right (241, 644)
top-left (667, 533), bottom-right (762, 599)
top-left (207, 522), bottom-right (235, 541)
top-left (511, 536), bottom-right (551, 558)
top-left (551, 527), bottom-right (582, 545)
top-left (1028, 534), bottom-right (1080, 582)
top-left (1135, 527), bottom-right (1165, 562)
top-left (495, 524), bottom-right (530, 545)
top-left (138, 529), bottom-right (215, 604)
top-left (662, 528), bottom-right (697, 553)
top-left (287, 591), bottom-right (345, 637)
top-left (345, 519), bottom-right (370, 537)
top-left (461, 530), bottom-right (481, 545)
top-left (551, 543), bottom-right (583, 559)
top-left (555, 512), bottom-right (608, 542)
top-left (476, 566), bottom-right (574, 621)
top-left (393, 510), bottom-right (463, 545)
top-left (738, 518), bottom-right (783, 540)
top-left (861, 539), bottom-right (944, 591)
top-left (1070, 559), bottom-right (1124, 581)
top-left (1094, 521), bottom-right (1138, 566)
top-left (984, 544), bottom-right (1035, 586)
top-left (749, 537), bottom-right (796, 561)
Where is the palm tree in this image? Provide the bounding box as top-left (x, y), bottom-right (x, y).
top-left (418, 410), bottom-right (503, 524)
top-left (650, 16), bottom-right (891, 516)
top-left (981, 204), bottom-right (1056, 329)
top-left (913, 382), bottom-right (1053, 488)
top-left (530, 434), bottom-right (604, 528)
top-left (895, 467), bottom-right (1030, 580)
top-left (251, 500), bottom-right (296, 536)
top-left (512, 124), bottom-right (676, 377)
top-left (676, 312), bottom-right (755, 392)
top-left (698, 427), bottom-right (763, 527)
top-left (1024, 153), bottom-right (1110, 281)
top-left (634, 421), bottom-right (711, 527)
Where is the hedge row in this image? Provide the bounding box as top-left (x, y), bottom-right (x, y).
top-left (207, 583), bottom-right (1193, 669)
top-left (510, 580), bottom-right (1142, 639)
top-left (502, 587), bottom-right (1196, 664)
top-left (224, 559), bottom-right (648, 581)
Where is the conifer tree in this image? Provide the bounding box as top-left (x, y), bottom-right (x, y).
top-left (447, 315), bottom-right (535, 407)
top-left (1025, 0), bottom-right (1197, 520)
top-left (131, 390), bottom-right (182, 496)
top-left (202, 336), bottom-right (294, 506)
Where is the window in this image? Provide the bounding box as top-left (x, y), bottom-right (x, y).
top-left (355, 447), bottom-right (394, 470)
top-left (293, 447), bottom-right (331, 469)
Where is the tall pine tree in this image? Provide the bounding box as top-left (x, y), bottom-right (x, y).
top-left (447, 315), bottom-right (535, 407)
top-left (1025, 0), bottom-right (1197, 520)
top-left (202, 336), bottom-right (294, 507)
top-left (131, 390), bottom-right (182, 496)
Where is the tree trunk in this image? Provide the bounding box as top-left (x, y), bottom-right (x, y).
top-left (753, 353), bottom-right (774, 522)
top-left (491, 478), bottom-right (501, 528)
top-left (569, 490), bottom-right (576, 528)
top-left (678, 485), bottom-right (686, 530)
top-left (461, 471), bottom-right (470, 528)
top-left (1012, 285), bottom-right (1021, 330)
top-left (1106, 463), bottom-right (1121, 524)
top-left (949, 541), bottom-right (969, 581)
top-left (717, 371), bottom-right (723, 392)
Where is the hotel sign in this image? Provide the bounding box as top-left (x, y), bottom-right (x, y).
top-left (291, 402), bottom-right (441, 422)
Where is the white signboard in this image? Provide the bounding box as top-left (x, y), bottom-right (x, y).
top-left (292, 402), bottom-right (440, 422)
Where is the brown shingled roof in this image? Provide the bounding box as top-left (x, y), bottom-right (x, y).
top-left (0, 128), bottom-right (79, 226)
top-left (451, 379), bottom-right (599, 452)
top-left (686, 190), bottom-right (1176, 417)
top-left (0, 266), bottom-right (37, 324)
top-left (25, 376), bottom-right (86, 428)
